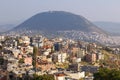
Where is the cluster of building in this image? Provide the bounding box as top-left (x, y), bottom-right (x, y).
top-left (0, 35), bottom-right (105, 80)
top-left (58, 30), bottom-right (120, 45)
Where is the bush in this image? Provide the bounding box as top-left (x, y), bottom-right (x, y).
top-left (94, 68), bottom-right (120, 80)
top-left (33, 74), bottom-right (55, 80)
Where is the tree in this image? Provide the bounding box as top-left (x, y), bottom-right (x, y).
top-left (33, 74), bottom-right (55, 80)
top-left (32, 47), bottom-right (38, 67)
top-left (94, 68), bottom-right (120, 80)
top-left (19, 58), bottom-right (24, 63)
top-left (0, 57), bottom-right (4, 65)
top-left (33, 47), bottom-right (38, 56)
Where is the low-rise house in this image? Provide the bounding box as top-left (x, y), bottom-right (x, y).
top-left (81, 66), bottom-right (98, 73)
top-left (24, 57), bottom-right (32, 65)
top-left (84, 76), bottom-right (94, 80)
top-left (21, 36), bottom-right (30, 46)
top-left (65, 71), bottom-right (85, 80)
top-left (96, 52), bottom-right (104, 60)
top-left (48, 69), bottom-right (58, 74)
top-left (37, 60), bottom-right (56, 71)
top-left (68, 63), bottom-right (81, 72)
top-left (75, 58), bottom-right (81, 63)
top-left (54, 72), bottom-right (67, 80)
top-left (21, 46), bottom-right (33, 54)
top-left (85, 53), bottom-right (96, 63)
top-left (12, 49), bottom-right (21, 58)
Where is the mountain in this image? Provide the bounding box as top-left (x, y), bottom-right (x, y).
top-left (9, 11), bottom-right (117, 45)
top-left (0, 24), bottom-right (15, 32)
top-left (12, 11), bottom-right (106, 34)
top-left (94, 21), bottom-right (120, 35)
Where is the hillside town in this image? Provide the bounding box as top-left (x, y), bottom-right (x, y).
top-left (6, 30), bottom-right (120, 46)
top-left (0, 35), bottom-right (120, 80)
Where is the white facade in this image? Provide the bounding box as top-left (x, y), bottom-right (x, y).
top-left (43, 51), bottom-right (49, 56)
top-left (76, 58), bottom-right (81, 63)
top-left (54, 75), bottom-right (66, 80)
top-left (57, 76), bottom-right (65, 80)
top-left (21, 36), bottom-right (30, 44)
top-left (0, 36), bottom-right (4, 41)
top-left (58, 53), bottom-right (67, 63)
top-left (27, 46), bottom-right (33, 53)
top-left (97, 52), bottom-right (104, 60)
top-left (12, 49), bottom-right (21, 58)
top-left (65, 71), bottom-right (85, 80)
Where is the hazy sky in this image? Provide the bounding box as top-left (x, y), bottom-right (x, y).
top-left (0, 0), bottom-right (120, 24)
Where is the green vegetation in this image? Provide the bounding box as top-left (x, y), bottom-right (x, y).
top-left (33, 74), bottom-right (55, 80)
top-left (99, 49), bottom-right (120, 69)
top-left (33, 47), bottom-right (38, 56)
top-left (0, 57), bottom-right (4, 65)
top-left (79, 78), bottom-right (84, 80)
top-left (18, 58), bottom-right (24, 63)
top-left (32, 47), bottom-right (38, 67)
top-left (94, 68), bottom-right (120, 80)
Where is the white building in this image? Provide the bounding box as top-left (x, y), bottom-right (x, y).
top-left (12, 49), bottom-right (21, 58)
top-left (75, 58), bottom-right (81, 63)
top-left (21, 36), bottom-right (30, 45)
top-left (97, 52), bottom-right (104, 60)
top-left (58, 53), bottom-right (67, 63)
top-left (65, 71), bottom-right (85, 80)
top-left (0, 36), bottom-right (5, 41)
top-left (54, 72), bottom-right (67, 80)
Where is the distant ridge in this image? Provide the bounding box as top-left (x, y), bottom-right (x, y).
top-left (94, 21), bottom-right (120, 34)
top-left (0, 24), bottom-right (15, 32)
top-left (12, 11), bottom-right (106, 34)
